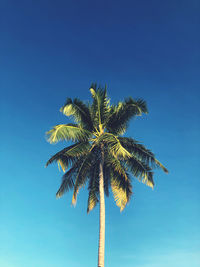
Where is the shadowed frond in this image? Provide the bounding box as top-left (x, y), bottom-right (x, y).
top-left (46, 123), bottom-right (92, 143)
top-left (127, 155), bottom-right (154, 188)
top-left (105, 154), bottom-right (128, 179)
top-left (110, 171), bottom-right (132, 211)
top-left (106, 97), bottom-right (148, 135)
top-left (118, 137), bottom-right (168, 173)
top-left (60, 98), bottom-right (94, 131)
top-left (56, 159), bottom-right (82, 198)
top-left (46, 142), bottom-right (91, 172)
top-left (87, 186), bottom-right (99, 213)
top-left (87, 163), bottom-right (99, 213)
top-left (72, 145), bottom-right (98, 205)
top-left (89, 84), bottom-right (110, 131)
top-left (98, 133), bottom-right (132, 159)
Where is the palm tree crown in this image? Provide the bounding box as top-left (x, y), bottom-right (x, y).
top-left (46, 84), bottom-right (168, 213)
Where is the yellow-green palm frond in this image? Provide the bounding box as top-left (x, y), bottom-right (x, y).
top-left (60, 98), bottom-right (94, 132)
top-left (46, 123), bottom-right (92, 144)
top-left (46, 142), bottom-right (91, 172)
top-left (118, 137), bottom-right (168, 173)
top-left (110, 172), bottom-right (132, 211)
top-left (65, 142), bottom-right (91, 157)
top-left (87, 189), bottom-right (98, 213)
top-left (98, 133), bottom-right (132, 159)
top-left (141, 172), bottom-right (154, 188)
top-left (105, 154), bottom-right (128, 180)
top-left (127, 155), bottom-right (154, 188)
top-left (106, 97), bottom-right (148, 135)
top-left (111, 180), bottom-right (127, 211)
top-left (154, 159), bottom-right (168, 173)
top-left (57, 159), bottom-right (67, 172)
top-left (89, 84), bottom-right (110, 131)
top-left (87, 174), bottom-right (99, 213)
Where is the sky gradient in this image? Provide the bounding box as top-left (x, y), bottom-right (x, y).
top-left (1, 1), bottom-right (200, 267)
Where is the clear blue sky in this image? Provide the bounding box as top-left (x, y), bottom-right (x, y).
top-left (1, 0), bottom-right (200, 266)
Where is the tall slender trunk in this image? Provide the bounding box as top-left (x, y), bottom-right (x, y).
top-left (98, 151), bottom-right (105, 267)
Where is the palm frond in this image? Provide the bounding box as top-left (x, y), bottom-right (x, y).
top-left (60, 98), bottom-right (94, 131)
top-left (118, 137), bottom-right (168, 173)
top-left (46, 123), bottom-right (92, 143)
top-left (126, 155), bottom-right (154, 188)
top-left (87, 187), bottom-right (99, 213)
top-left (106, 97), bottom-right (148, 135)
top-left (98, 133), bottom-right (132, 159)
top-left (110, 171), bottom-right (132, 211)
top-left (154, 159), bottom-right (168, 173)
top-left (72, 145), bottom-right (98, 205)
top-left (89, 85), bottom-right (110, 131)
top-left (56, 159), bottom-right (82, 198)
top-left (46, 142), bottom-right (91, 172)
top-left (87, 164), bottom-right (99, 213)
top-left (105, 154), bottom-right (128, 180)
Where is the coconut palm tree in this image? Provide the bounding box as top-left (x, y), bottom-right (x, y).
top-left (46, 84), bottom-right (168, 267)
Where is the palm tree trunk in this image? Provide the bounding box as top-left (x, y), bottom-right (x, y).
top-left (98, 152), bottom-right (105, 267)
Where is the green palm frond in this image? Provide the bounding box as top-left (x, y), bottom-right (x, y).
top-left (127, 155), bottom-right (154, 188)
top-left (111, 180), bottom-right (127, 211)
top-left (98, 133), bottom-right (132, 159)
top-left (56, 159), bottom-right (82, 198)
top-left (60, 98), bottom-right (94, 131)
top-left (87, 187), bottom-right (99, 213)
top-left (46, 142), bottom-right (91, 172)
top-left (87, 164), bottom-right (99, 213)
top-left (46, 123), bottom-right (92, 143)
top-left (105, 154), bottom-right (128, 180)
top-left (118, 137), bottom-right (168, 173)
top-left (154, 159), bottom-right (168, 173)
top-left (110, 171), bottom-right (132, 211)
top-left (90, 84), bottom-right (110, 131)
top-left (106, 97), bottom-right (148, 135)
top-left (72, 145), bottom-right (98, 205)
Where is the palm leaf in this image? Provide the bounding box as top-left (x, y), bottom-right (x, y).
top-left (60, 98), bottom-right (94, 131)
top-left (72, 145), bottom-right (98, 205)
top-left (110, 171), bottom-right (132, 211)
top-left (106, 97), bottom-right (148, 135)
top-left (118, 137), bottom-right (168, 173)
top-left (126, 155), bottom-right (154, 188)
top-left (56, 159), bottom-right (82, 198)
top-left (98, 133), bottom-right (132, 159)
top-left (119, 137), bottom-right (168, 173)
top-left (46, 142), bottom-right (91, 172)
top-left (105, 154), bottom-right (128, 180)
top-left (87, 163), bottom-right (99, 213)
top-left (46, 123), bottom-right (92, 143)
top-left (90, 85), bottom-right (110, 131)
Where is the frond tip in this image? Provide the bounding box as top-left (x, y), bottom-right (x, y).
top-left (87, 190), bottom-right (98, 213)
top-left (155, 159), bottom-right (169, 173)
top-left (111, 179), bottom-right (128, 212)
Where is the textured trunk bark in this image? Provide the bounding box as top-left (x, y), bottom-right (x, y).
top-left (98, 152), bottom-right (105, 267)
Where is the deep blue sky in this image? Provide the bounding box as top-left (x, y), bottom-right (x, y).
top-left (1, 1), bottom-right (200, 267)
